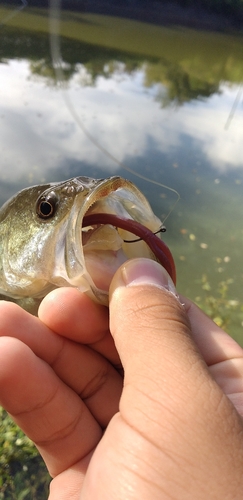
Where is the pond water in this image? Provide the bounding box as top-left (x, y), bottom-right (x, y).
top-left (1, 2), bottom-right (243, 343)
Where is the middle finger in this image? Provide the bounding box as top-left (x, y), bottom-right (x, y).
top-left (0, 301), bottom-right (122, 427)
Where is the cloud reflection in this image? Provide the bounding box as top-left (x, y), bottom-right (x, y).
top-left (0, 59), bottom-right (242, 188)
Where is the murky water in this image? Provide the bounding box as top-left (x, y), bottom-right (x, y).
top-left (1, 3), bottom-right (243, 342)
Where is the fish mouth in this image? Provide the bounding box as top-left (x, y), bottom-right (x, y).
top-left (68, 176), bottom-right (176, 304)
top-left (82, 213), bottom-right (176, 281)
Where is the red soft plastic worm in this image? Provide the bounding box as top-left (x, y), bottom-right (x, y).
top-left (83, 213), bottom-right (176, 284)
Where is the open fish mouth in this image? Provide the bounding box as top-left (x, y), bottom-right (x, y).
top-left (66, 176), bottom-right (176, 304)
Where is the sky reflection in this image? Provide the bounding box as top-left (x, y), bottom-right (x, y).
top-left (1, 59), bottom-right (243, 189)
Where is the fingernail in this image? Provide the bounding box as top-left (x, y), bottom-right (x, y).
top-left (121, 258), bottom-right (178, 295)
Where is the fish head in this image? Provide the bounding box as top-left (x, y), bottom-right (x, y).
top-left (0, 176), bottom-right (172, 306)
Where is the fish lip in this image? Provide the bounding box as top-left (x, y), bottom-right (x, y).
top-left (65, 177), bottom-right (130, 300)
top-left (74, 175), bottom-right (131, 225)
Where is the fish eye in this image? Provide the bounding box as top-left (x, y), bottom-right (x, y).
top-left (36, 191), bottom-right (58, 219)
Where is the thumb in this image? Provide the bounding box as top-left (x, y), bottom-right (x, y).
top-left (81, 259), bottom-right (243, 499)
top-left (109, 257), bottom-right (212, 439)
top-left (108, 259), bottom-right (243, 471)
top-left (109, 257), bottom-right (202, 395)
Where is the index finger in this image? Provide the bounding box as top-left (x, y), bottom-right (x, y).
top-left (182, 296), bottom-right (243, 416)
top-left (0, 336), bottom-right (102, 478)
top-left (0, 301), bottom-right (122, 427)
top-left (182, 296), bottom-right (243, 365)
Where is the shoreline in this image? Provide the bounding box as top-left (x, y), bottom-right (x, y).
top-left (62, 0), bottom-right (243, 33)
top-left (4, 1), bottom-right (242, 34)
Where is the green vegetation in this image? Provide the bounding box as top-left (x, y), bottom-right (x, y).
top-left (0, 408), bottom-right (50, 499)
top-left (194, 275), bottom-right (243, 345)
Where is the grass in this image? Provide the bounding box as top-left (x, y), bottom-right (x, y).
top-left (0, 408), bottom-right (50, 499)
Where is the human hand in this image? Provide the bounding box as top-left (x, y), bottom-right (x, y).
top-left (0, 258), bottom-right (243, 499)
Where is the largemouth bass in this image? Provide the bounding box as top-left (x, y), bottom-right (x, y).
top-left (0, 176), bottom-right (176, 314)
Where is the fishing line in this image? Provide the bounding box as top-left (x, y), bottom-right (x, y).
top-left (0, 0), bottom-right (27, 26)
top-left (123, 226), bottom-right (166, 243)
top-left (49, 0), bottom-right (180, 223)
top-left (224, 83), bottom-right (243, 130)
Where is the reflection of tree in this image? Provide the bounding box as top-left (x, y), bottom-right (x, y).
top-left (1, 24), bottom-right (243, 105)
top-left (30, 59), bottom-right (58, 82)
top-left (0, 25), bottom-right (142, 85)
top-left (144, 61), bottom-right (219, 105)
top-left (0, 26), bottom-right (50, 63)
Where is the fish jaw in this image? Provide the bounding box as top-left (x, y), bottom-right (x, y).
top-left (62, 176), bottom-right (175, 305)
